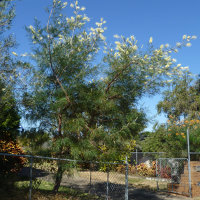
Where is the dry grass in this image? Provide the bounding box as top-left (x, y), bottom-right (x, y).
top-left (128, 175), bottom-right (168, 191)
top-left (73, 170), bottom-right (167, 191)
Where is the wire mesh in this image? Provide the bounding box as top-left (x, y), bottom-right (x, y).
top-left (0, 153), bottom-right (127, 200)
top-left (129, 152), bottom-right (165, 179)
top-left (157, 158), bottom-right (190, 196)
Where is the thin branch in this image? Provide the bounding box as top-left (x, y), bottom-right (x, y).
top-left (105, 63), bottom-right (130, 93)
top-left (105, 60), bottom-right (139, 93)
top-left (46, 1), bottom-right (71, 104)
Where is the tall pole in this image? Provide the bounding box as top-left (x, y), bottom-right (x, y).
top-left (136, 149), bottom-right (138, 165)
top-left (106, 166), bottom-right (109, 200)
top-left (125, 155), bottom-right (129, 200)
top-left (29, 156), bottom-right (33, 200)
top-left (187, 127), bottom-right (192, 197)
top-left (136, 149), bottom-right (138, 174)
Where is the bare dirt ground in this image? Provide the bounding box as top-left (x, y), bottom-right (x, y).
top-left (20, 168), bottom-right (195, 200)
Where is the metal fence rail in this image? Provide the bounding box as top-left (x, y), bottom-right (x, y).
top-left (1, 152), bottom-right (200, 199)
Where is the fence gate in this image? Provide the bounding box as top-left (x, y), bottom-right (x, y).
top-left (157, 158), bottom-right (190, 197)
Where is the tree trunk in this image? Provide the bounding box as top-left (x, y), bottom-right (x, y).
top-left (53, 162), bottom-right (64, 193)
top-left (58, 113), bottom-right (62, 136)
top-left (53, 113), bottom-right (64, 193)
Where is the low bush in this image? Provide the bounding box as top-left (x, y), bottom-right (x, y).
top-left (158, 165), bottom-right (171, 178)
top-left (134, 161), bottom-right (156, 177)
top-left (0, 140), bottom-right (27, 175)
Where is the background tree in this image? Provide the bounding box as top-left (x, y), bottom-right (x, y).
top-left (140, 125), bottom-right (187, 158)
top-left (19, 128), bottom-right (50, 153)
top-left (0, 79), bottom-right (20, 141)
top-left (0, 0), bottom-right (26, 177)
top-left (142, 74), bottom-right (200, 157)
top-left (157, 73), bottom-right (200, 120)
top-left (0, 0), bottom-right (16, 81)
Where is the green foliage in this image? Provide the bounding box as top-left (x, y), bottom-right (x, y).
top-left (22, 0), bottom-right (149, 162)
top-left (144, 73), bottom-right (200, 158)
top-left (141, 118), bottom-right (200, 158)
top-left (19, 128), bottom-right (50, 154)
top-left (157, 73), bottom-right (200, 120)
top-left (0, 0), bottom-right (16, 82)
top-left (20, 0), bottom-right (196, 192)
top-left (140, 126), bottom-right (186, 158)
top-left (32, 160), bottom-right (57, 173)
top-left (0, 79), bottom-right (20, 141)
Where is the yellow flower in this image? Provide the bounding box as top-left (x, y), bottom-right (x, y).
top-left (160, 44), bottom-right (164, 49)
top-left (186, 43), bottom-right (192, 47)
top-left (191, 35), bottom-right (197, 39)
top-left (182, 35), bottom-right (187, 40)
top-left (149, 37), bottom-right (153, 44)
top-left (12, 51), bottom-right (18, 56)
top-left (165, 44), bottom-right (169, 48)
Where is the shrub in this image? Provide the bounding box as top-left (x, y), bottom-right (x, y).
top-left (0, 140), bottom-right (27, 175)
top-left (159, 165), bottom-right (171, 178)
top-left (129, 165), bottom-right (137, 174)
top-left (116, 164), bottom-right (126, 173)
top-left (134, 161), bottom-right (157, 177)
top-left (136, 163), bottom-right (149, 176)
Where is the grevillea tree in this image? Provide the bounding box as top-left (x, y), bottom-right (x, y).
top-left (21, 0), bottom-right (196, 192)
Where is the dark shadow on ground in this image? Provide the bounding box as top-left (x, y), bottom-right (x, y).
top-left (4, 167), bottom-right (188, 200)
top-left (19, 167), bottom-right (49, 178)
top-left (63, 181), bottom-right (168, 200)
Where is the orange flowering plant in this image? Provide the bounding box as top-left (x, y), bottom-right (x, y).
top-left (141, 116), bottom-right (200, 158)
top-left (167, 115), bottom-right (200, 155)
top-left (0, 140), bottom-right (27, 175)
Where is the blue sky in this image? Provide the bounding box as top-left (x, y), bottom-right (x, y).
top-left (12, 0), bottom-right (200, 130)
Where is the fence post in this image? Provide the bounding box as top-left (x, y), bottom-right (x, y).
top-left (156, 159), bottom-right (159, 190)
top-left (89, 162), bottom-right (92, 193)
top-left (125, 156), bottom-right (129, 200)
top-left (187, 128), bottom-right (192, 197)
top-left (159, 159), bottom-right (161, 179)
top-left (29, 156), bottom-right (33, 200)
top-left (106, 166), bottom-right (109, 200)
top-left (171, 163), bottom-right (173, 192)
top-left (135, 149), bottom-right (138, 175)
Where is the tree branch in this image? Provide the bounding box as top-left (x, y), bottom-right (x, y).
top-left (46, 2), bottom-right (71, 104)
top-left (105, 62), bottom-right (132, 93)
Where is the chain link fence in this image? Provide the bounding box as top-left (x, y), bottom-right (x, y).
top-left (0, 153), bottom-right (128, 200)
top-left (2, 152), bottom-right (200, 199)
top-left (157, 158), bottom-right (189, 196)
top-left (129, 151), bottom-right (165, 178)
